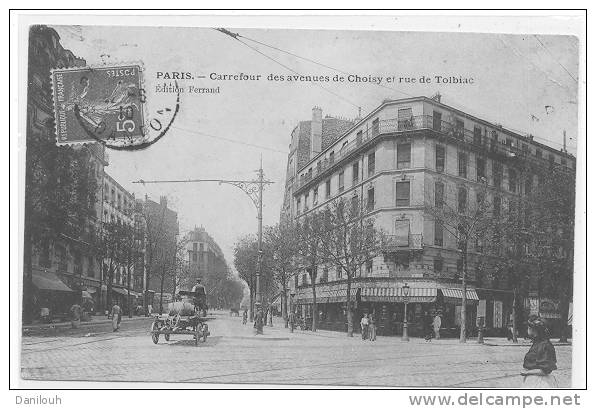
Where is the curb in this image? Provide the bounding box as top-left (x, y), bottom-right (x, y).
top-left (22, 316), bottom-right (153, 331)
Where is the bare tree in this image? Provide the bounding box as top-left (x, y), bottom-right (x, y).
top-left (315, 196), bottom-right (385, 337)
top-left (295, 211), bottom-right (325, 332)
top-left (424, 181), bottom-right (494, 343)
top-left (264, 222), bottom-right (299, 327)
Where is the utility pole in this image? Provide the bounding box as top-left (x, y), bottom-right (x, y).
top-left (132, 160), bottom-right (273, 327)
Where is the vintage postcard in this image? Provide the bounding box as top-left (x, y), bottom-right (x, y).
top-left (12, 13), bottom-right (585, 394)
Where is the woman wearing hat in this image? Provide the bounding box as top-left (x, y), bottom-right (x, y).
top-left (521, 315), bottom-right (558, 387)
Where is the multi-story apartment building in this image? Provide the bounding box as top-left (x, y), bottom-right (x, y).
top-left (283, 96), bottom-right (575, 337)
top-left (26, 25), bottom-right (108, 318)
top-left (143, 196), bottom-right (179, 310)
top-left (184, 227), bottom-right (227, 281)
top-left (101, 172), bottom-right (144, 310)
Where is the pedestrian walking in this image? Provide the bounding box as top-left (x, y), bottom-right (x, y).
top-left (368, 314), bottom-right (377, 341)
top-left (111, 302), bottom-right (122, 332)
top-left (433, 312), bottom-right (442, 340)
top-left (521, 315), bottom-right (559, 388)
top-left (242, 309), bottom-right (248, 325)
top-left (147, 304), bottom-right (153, 316)
top-left (360, 314), bottom-right (369, 340)
top-left (70, 303), bottom-right (81, 329)
top-left (423, 311), bottom-right (433, 342)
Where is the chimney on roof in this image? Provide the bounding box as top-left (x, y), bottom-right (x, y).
top-left (311, 106), bottom-right (322, 159)
top-left (431, 92), bottom-right (442, 103)
top-left (160, 196), bottom-right (167, 208)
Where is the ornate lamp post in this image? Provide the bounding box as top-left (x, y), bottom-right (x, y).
top-left (402, 283), bottom-right (410, 342)
top-left (133, 159), bottom-right (273, 330)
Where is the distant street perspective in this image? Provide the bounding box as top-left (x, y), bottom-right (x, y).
top-left (21, 311), bottom-right (572, 387)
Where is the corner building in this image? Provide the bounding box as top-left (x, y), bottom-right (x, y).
top-left (282, 96), bottom-right (575, 337)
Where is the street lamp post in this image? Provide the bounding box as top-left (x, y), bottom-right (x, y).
top-left (402, 283), bottom-right (410, 342)
top-left (132, 159), bottom-right (273, 328)
top-left (289, 291), bottom-right (296, 333)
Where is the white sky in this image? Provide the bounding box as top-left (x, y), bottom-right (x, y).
top-left (52, 25), bottom-right (579, 270)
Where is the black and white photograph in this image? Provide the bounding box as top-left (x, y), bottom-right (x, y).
top-left (10, 11), bottom-right (586, 394)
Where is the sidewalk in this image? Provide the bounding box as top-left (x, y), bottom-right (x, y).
top-left (23, 315), bottom-right (151, 331)
top-left (260, 316), bottom-right (573, 346)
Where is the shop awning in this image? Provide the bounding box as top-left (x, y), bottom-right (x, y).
top-left (440, 288), bottom-right (479, 303)
top-left (111, 287), bottom-right (133, 296)
top-left (81, 290), bottom-right (93, 300)
top-left (294, 287), bottom-right (358, 304)
top-left (360, 287), bottom-right (437, 303)
top-left (32, 272), bottom-right (73, 292)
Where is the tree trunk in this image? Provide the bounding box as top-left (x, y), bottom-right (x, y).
top-left (127, 263), bottom-right (133, 318)
top-left (311, 269), bottom-right (317, 332)
top-left (106, 263), bottom-right (114, 310)
top-left (249, 286), bottom-right (254, 322)
top-left (346, 277), bottom-right (353, 337)
top-left (159, 273), bottom-right (165, 314)
top-left (459, 249), bottom-right (468, 343)
top-left (282, 282), bottom-right (288, 328)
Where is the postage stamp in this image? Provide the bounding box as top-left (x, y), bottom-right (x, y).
top-left (50, 64), bottom-right (145, 145)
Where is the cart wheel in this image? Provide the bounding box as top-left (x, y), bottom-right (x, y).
top-left (195, 327), bottom-right (200, 346)
top-left (200, 324), bottom-right (208, 342)
top-left (164, 333), bottom-right (170, 341)
top-left (151, 321), bottom-right (160, 345)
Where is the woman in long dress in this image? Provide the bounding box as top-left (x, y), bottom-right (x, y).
top-left (521, 315), bottom-right (559, 388)
top-left (111, 302), bottom-right (122, 332)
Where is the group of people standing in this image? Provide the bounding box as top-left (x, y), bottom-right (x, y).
top-left (359, 314), bottom-right (377, 341)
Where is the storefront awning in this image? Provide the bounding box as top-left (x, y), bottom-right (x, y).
top-left (111, 287), bottom-right (133, 296)
top-left (32, 272), bottom-right (73, 292)
top-left (440, 288), bottom-right (479, 303)
top-left (360, 287), bottom-right (437, 303)
top-left (294, 288), bottom-right (358, 305)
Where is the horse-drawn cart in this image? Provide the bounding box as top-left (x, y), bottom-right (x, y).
top-left (150, 288), bottom-right (213, 346)
top-left (150, 313), bottom-right (213, 346)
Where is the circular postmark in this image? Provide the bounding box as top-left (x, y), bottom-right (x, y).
top-left (51, 63), bottom-right (180, 151)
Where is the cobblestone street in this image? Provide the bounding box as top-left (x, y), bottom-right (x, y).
top-left (20, 311), bottom-right (572, 387)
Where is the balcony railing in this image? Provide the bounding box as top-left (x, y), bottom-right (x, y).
top-left (295, 114), bottom-right (554, 191)
top-left (382, 233), bottom-right (423, 251)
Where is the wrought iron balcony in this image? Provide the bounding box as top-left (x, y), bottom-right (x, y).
top-left (382, 233), bottom-right (423, 251)
top-left (294, 114), bottom-right (561, 192)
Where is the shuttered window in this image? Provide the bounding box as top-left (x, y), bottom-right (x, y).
top-left (395, 181), bottom-right (410, 207)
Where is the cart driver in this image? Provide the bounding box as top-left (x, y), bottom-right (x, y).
top-left (191, 278), bottom-right (205, 310)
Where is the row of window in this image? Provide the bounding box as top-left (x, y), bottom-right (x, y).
top-left (436, 144), bottom-right (533, 194)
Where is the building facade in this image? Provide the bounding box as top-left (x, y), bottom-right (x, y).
top-left (142, 196), bottom-right (179, 311)
top-left (283, 97), bottom-right (575, 337)
top-left (26, 25), bottom-right (108, 318)
top-left (100, 172), bottom-right (144, 311)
